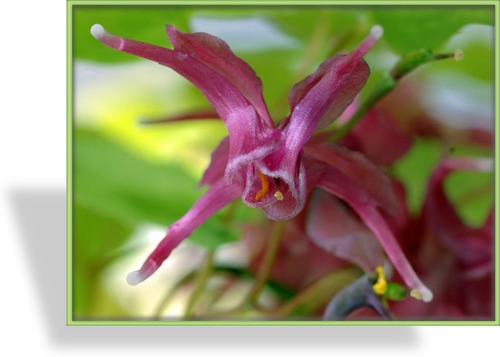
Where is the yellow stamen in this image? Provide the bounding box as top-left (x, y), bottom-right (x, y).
top-left (372, 265), bottom-right (387, 295)
top-left (410, 289), bottom-right (423, 301)
top-left (255, 170), bottom-right (269, 200)
top-left (274, 191), bottom-right (284, 201)
top-left (454, 48), bottom-right (464, 62)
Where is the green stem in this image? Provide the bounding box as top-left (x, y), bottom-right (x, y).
top-left (204, 267), bottom-right (361, 319)
top-left (184, 251), bottom-right (215, 318)
top-left (332, 48), bottom-right (462, 142)
top-left (153, 272), bottom-right (194, 319)
top-left (268, 267), bottom-right (362, 317)
top-left (247, 220), bottom-right (286, 306)
top-left (331, 75), bottom-right (395, 142)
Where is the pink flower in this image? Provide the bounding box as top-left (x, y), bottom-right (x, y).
top-left (91, 24), bottom-right (432, 302)
top-left (392, 157), bottom-right (494, 318)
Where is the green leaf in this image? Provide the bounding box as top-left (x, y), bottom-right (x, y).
top-left (189, 213), bottom-right (239, 251)
top-left (444, 169), bottom-right (493, 227)
top-left (74, 128), bottom-right (201, 227)
top-left (372, 7), bottom-right (494, 54)
top-left (73, 203), bottom-right (134, 318)
top-left (392, 138), bottom-right (492, 225)
top-left (391, 138), bottom-right (442, 214)
top-left (268, 8), bottom-right (367, 44)
top-left (74, 128), bottom-right (251, 252)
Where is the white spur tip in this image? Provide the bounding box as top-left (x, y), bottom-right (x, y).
top-left (126, 270), bottom-right (143, 286)
top-left (410, 288), bottom-right (434, 303)
top-left (90, 24), bottom-right (106, 40)
top-left (370, 25), bottom-right (384, 40)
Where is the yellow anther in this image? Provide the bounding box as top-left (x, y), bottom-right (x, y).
top-left (372, 266), bottom-right (387, 295)
top-left (410, 289), bottom-right (423, 301)
top-left (453, 49), bottom-right (464, 62)
top-left (255, 170), bottom-right (269, 201)
top-left (274, 191), bottom-right (284, 201)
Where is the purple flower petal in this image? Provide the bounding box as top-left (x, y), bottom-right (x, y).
top-left (91, 24), bottom-right (278, 186)
top-left (424, 157), bottom-right (493, 277)
top-left (317, 167), bottom-right (433, 302)
top-left (166, 25), bottom-right (272, 126)
top-left (126, 179), bottom-right (241, 285)
top-left (246, 156), bottom-right (308, 220)
top-left (199, 137), bottom-right (229, 187)
top-left (306, 190), bottom-right (385, 272)
top-left (346, 108), bottom-right (413, 166)
top-left (304, 142), bottom-right (398, 214)
top-left (260, 27), bottom-right (383, 217)
top-left (282, 26), bottom-right (383, 163)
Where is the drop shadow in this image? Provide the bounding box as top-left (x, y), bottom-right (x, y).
top-left (10, 188), bottom-right (418, 348)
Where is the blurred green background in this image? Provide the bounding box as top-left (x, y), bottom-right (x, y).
top-left (70, 4), bottom-right (494, 320)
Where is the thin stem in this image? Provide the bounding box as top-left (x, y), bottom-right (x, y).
top-left (184, 251), bottom-right (215, 318)
top-left (331, 75), bottom-right (395, 142)
top-left (247, 220), bottom-right (286, 305)
top-left (203, 267), bottom-right (361, 319)
top-left (153, 288), bottom-right (177, 319)
top-left (269, 267), bottom-right (361, 317)
top-left (153, 272), bottom-right (194, 319)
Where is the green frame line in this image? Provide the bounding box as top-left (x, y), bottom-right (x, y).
top-left (66, 0), bottom-right (499, 326)
top-left (68, 1), bottom-right (498, 5)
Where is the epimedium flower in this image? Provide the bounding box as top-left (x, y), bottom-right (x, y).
top-left (392, 156), bottom-right (494, 318)
top-left (91, 23), bottom-right (433, 302)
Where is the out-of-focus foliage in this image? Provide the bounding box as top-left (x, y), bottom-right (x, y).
top-left (371, 6), bottom-right (494, 53)
top-left (74, 128), bottom-right (200, 226)
top-left (70, 5), bottom-right (494, 320)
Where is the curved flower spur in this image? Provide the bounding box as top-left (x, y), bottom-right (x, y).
top-left (91, 23), bottom-right (433, 302)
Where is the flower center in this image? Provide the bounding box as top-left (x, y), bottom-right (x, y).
top-left (255, 170), bottom-right (284, 201)
top-left (255, 170), bottom-right (269, 200)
